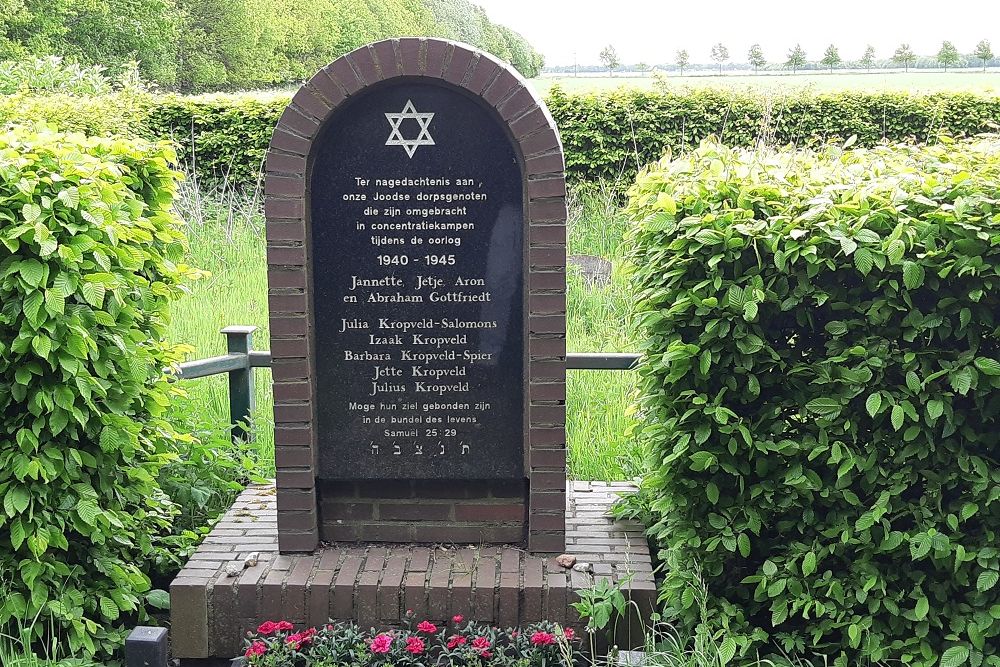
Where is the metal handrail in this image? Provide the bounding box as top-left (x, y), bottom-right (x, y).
top-left (176, 326), bottom-right (639, 441)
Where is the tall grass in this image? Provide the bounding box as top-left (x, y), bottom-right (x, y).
top-left (167, 177), bottom-right (640, 481)
top-left (0, 580), bottom-right (97, 667)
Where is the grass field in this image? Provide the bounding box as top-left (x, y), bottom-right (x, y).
top-left (533, 68), bottom-right (1000, 95)
top-left (166, 180), bottom-right (641, 482)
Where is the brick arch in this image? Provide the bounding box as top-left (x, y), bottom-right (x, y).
top-left (264, 38), bottom-right (567, 554)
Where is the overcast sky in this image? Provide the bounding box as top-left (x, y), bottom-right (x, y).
top-left (473, 0), bottom-right (1000, 66)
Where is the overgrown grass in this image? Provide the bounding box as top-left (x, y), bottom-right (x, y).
top-left (0, 592), bottom-right (98, 667)
top-left (167, 177), bottom-right (639, 481)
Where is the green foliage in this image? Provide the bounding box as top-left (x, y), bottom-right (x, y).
top-left (600, 44), bottom-right (621, 75)
top-left (939, 42), bottom-right (961, 70)
top-left (0, 0), bottom-right (543, 91)
top-left (9, 87), bottom-right (1000, 194)
top-left (571, 576), bottom-right (629, 636)
top-left (144, 94), bottom-right (287, 186)
top-left (675, 50), bottom-right (690, 74)
top-left (710, 43), bottom-right (729, 74)
top-left (0, 128), bottom-right (198, 658)
top-left (820, 45), bottom-right (841, 72)
top-left (626, 136), bottom-right (1000, 665)
top-left (0, 92), bottom-right (152, 138)
top-left (974, 40), bottom-right (994, 71)
top-left (545, 87), bottom-right (1000, 183)
top-left (0, 0), bottom-right (172, 82)
top-left (0, 56), bottom-right (111, 95)
top-left (860, 45), bottom-right (876, 71)
top-left (747, 44), bottom-right (766, 72)
top-left (154, 393), bottom-right (268, 574)
top-left (894, 43), bottom-right (916, 71)
top-left (786, 44), bottom-right (807, 72)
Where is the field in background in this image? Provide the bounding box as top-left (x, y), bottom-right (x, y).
top-left (166, 180), bottom-right (641, 482)
top-left (534, 69), bottom-right (1000, 95)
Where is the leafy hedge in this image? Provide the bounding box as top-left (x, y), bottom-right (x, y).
top-left (5, 89), bottom-right (1000, 189)
top-left (626, 137), bottom-right (1000, 665)
top-left (0, 129), bottom-right (198, 657)
top-left (549, 87), bottom-right (1000, 182)
top-left (144, 94), bottom-right (288, 187)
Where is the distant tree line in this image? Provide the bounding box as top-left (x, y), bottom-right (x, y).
top-left (554, 39), bottom-right (997, 75)
top-left (0, 0), bottom-right (544, 91)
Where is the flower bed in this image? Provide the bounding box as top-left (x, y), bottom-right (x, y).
top-left (242, 613), bottom-right (578, 667)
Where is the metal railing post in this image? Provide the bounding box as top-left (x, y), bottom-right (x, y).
top-left (222, 325), bottom-right (257, 442)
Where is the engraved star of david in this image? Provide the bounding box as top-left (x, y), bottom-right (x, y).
top-left (384, 100), bottom-right (435, 158)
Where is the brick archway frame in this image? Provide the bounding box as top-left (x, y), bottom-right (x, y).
top-left (264, 38), bottom-right (568, 554)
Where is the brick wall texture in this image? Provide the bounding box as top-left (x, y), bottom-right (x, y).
top-left (170, 482), bottom-right (656, 659)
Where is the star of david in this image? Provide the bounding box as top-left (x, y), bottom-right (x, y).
top-left (384, 100), bottom-right (435, 158)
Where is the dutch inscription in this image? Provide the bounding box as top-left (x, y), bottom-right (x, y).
top-left (310, 81), bottom-right (524, 480)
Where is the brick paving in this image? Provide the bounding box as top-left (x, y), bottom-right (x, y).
top-left (170, 481), bottom-right (656, 659)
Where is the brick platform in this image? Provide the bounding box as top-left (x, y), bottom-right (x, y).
top-left (170, 481), bottom-right (656, 659)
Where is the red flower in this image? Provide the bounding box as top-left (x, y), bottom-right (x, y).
top-left (275, 621), bottom-right (294, 632)
top-left (245, 641), bottom-right (267, 657)
top-left (256, 621), bottom-right (278, 636)
top-left (417, 620), bottom-right (438, 634)
top-left (472, 636), bottom-right (491, 652)
top-left (481, 651), bottom-right (493, 660)
top-left (447, 635), bottom-right (468, 649)
top-left (531, 631), bottom-right (556, 646)
top-left (563, 628), bottom-right (575, 641)
top-left (405, 636), bottom-right (426, 655)
top-left (286, 627), bottom-right (316, 650)
top-left (452, 614), bottom-right (464, 624)
top-left (370, 633), bottom-right (393, 654)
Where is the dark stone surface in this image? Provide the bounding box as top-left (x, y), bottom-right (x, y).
top-left (309, 80), bottom-right (524, 480)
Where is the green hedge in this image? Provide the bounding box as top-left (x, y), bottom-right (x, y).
top-left (3, 89), bottom-right (1000, 188)
top-left (0, 129), bottom-right (197, 657)
top-left (548, 87), bottom-right (1000, 182)
top-left (144, 94), bottom-right (287, 187)
top-left (625, 137), bottom-right (1000, 665)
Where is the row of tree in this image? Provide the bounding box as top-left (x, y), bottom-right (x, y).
top-left (0, 0), bottom-right (544, 91)
top-left (595, 40), bottom-right (996, 75)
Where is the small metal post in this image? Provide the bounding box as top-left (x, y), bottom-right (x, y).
top-left (126, 626), bottom-right (168, 667)
top-left (222, 325), bottom-right (257, 443)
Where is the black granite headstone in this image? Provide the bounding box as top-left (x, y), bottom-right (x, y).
top-left (309, 80), bottom-right (524, 480)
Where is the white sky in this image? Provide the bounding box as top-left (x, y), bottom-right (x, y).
top-left (473, 0), bottom-right (1000, 66)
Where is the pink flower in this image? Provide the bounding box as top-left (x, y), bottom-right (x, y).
top-left (452, 614), bottom-right (464, 624)
top-left (275, 621), bottom-right (294, 632)
top-left (563, 628), bottom-right (575, 641)
top-left (472, 636), bottom-right (491, 653)
top-left (245, 641), bottom-right (267, 657)
top-left (256, 621), bottom-right (278, 635)
top-left (447, 635), bottom-right (467, 649)
top-left (286, 628), bottom-right (316, 650)
top-left (531, 631), bottom-right (556, 646)
top-left (405, 636), bottom-right (426, 655)
top-left (417, 620), bottom-right (438, 634)
top-left (370, 633), bottom-right (393, 654)
top-left (481, 651), bottom-right (493, 660)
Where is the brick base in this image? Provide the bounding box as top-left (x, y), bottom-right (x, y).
top-left (317, 479), bottom-right (527, 544)
top-left (170, 481), bottom-right (655, 659)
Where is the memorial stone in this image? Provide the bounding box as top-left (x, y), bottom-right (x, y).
top-left (265, 38), bottom-right (569, 552)
top-left (168, 43), bottom-right (656, 660)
